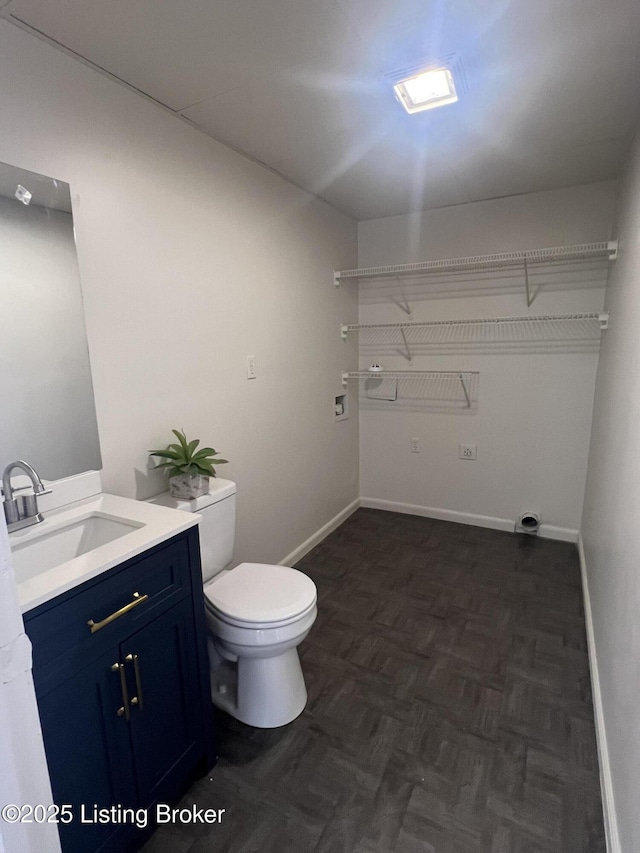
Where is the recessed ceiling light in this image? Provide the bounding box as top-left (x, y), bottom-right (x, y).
top-left (393, 67), bottom-right (458, 114)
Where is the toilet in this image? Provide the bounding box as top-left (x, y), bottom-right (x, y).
top-left (148, 479), bottom-right (317, 728)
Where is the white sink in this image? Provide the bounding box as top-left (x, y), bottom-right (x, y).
top-left (9, 493), bottom-right (201, 613)
top-left (11, 513), bottom-right (144, 582)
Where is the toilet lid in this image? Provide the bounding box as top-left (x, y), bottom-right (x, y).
top-left (204, 562), bottom-right (317, 623)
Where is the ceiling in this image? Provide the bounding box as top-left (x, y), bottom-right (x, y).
top-left (3, 0), bottom-right (640, 220)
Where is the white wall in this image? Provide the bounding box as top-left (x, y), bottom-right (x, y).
top-left (0, 20), bottom-right (359, 566)
top-left (357, 183), bottom-right (615, 535)
top-left (581, 129), bottom-right (640, 851)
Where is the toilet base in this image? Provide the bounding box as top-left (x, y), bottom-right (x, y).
top-left (210, 645), bottom-right (308, 728)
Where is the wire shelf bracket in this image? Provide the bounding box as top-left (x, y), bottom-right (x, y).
top-left (392, 275), bottom-right (412, 316)
top-left (524, 256), bottom-right (532, 307)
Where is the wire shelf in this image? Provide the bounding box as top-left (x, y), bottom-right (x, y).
top-left (342, 370), bottom-right (479, 409)
top-left (334, 242), bottom-right (617, 283)
top-left (341, 313), bottom-right (608, 355)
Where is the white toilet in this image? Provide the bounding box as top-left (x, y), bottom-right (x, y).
top-left (149, 479), bottom-right (317, 728)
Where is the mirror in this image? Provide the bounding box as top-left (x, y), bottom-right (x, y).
top-left (0, 161), bottom-right (102, 480)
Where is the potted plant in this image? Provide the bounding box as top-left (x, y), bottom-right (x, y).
top-left (149, 428), bottom-right (228, 499)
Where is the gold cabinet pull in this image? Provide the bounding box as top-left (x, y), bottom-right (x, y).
top-left (125, 653), bottom-right (144, 712)
top-left (87, 592), bottom-right (149, 634)
top-left (111, 662), bottom-right (130, 720)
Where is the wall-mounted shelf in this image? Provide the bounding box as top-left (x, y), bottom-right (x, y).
top-left (342, 370), bottom-right (479, 408)
top-left (341, 312), bottom-right (609, 359)
top-left (334, 241), bottom-right (617, 308)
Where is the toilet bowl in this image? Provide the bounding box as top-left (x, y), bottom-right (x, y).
top-left (148, 483), bottom-right (317, 727)
top-left (204, 565), bottom-right (317, 727)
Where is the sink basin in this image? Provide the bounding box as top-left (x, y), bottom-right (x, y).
top-left (11, 513), bottom-right (144, 583)
top-left (9, 492), bottom-right (200, 613)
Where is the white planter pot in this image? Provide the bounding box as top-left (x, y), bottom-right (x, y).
top-left (169, 473), bottom-right (210, 499)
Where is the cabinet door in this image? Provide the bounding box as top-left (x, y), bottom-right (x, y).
top-left (123, 600), bottom-right (204, 808)
top-left (37, 648), bottom-right (137, 853)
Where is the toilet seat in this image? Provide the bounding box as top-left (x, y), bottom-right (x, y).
top-left (205, 596), bottom-right (317, 632)
top-left (203, 562), bottom-right (317, 627)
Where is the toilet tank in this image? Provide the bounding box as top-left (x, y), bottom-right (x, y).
top-left (147, 479), bottom-right (236, 582)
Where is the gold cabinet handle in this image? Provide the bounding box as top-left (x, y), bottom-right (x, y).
top-left (112, 662), bottom-right (130, 720)
top-left (125, 653), bottom-right (144, 712)
top-left (87, 592), bottom-right (149, 634)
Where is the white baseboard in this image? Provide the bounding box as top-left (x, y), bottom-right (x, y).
top-left (279, 499), bottom-right (360, 567)
top-left (360, 497), bottom-right (514, 532)
top-left (538, 524), bottom-right (579, 543)
top-left (359, 498), bottom-right (578, 542)
top-left (578, 533), bottom-right (620, 853)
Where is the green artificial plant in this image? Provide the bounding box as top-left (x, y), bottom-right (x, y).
top-left (149, 429), bottom-right (228, 479)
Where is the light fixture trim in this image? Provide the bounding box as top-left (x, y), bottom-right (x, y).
top-left (393, 66), bottom-right (458, 114)
top-left (15, 184), bottom-right (32, 205)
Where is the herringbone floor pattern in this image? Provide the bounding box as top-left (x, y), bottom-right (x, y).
top-left (144, 509), bottom-right (605, 853)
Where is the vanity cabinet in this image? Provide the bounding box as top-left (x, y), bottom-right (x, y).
top-left (23, 527), bottom-right (215, 853)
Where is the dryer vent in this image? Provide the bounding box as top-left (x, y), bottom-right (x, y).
top-left (515, 512), bottom-right (540, 535)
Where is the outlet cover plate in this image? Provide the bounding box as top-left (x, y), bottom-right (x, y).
top-left (459, 444), bottom-right (477, 460)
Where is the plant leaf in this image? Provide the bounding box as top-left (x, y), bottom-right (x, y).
top-left (149, 449), bottom-right (182, 460)
top-left (211, 458), bottom-right (228, 465)
top-left (171, 429), bottom-right (189, 453)
top-left (190, 451), bottom-right (217, 463)
top-left (191, 447), bottom-right (216, 458)
top-left (186, 438), bottom-right (200, 459)
top-left (196, 464), bottom-right (215, 477)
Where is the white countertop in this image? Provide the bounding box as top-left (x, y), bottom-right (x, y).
top-left (10, 493), bottom-right (200, 613)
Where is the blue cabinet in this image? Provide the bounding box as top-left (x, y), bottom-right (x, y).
top-left (36, 647), bottom-right (138, 853)
top-left (126, 600), bottom-right (202, 805)
top-left (23, 528), bottom-right (215, 853)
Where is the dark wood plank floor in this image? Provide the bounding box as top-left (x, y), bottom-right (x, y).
top-left (143, 508), bottom-right (605, 853)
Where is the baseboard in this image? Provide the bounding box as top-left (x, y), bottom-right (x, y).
top-left (360, 497), bottom-right (514, 532)
top-left (538, 524), bottom-right (579, 543)
top-left (280, 499), bottom-right (360, 567)
top-left (359, 498), bottom-right (578, 542)
top-left (578, 533), bottom-right (620, 853)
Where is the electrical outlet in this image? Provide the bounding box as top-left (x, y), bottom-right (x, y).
top-left (459, 444), bottom-right (477, 460)
top-left (410, 437), bottom-right (420, 453)
top-left (246, 356), bottom-right (257, 380)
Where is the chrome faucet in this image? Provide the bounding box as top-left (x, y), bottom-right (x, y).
top-left (2, 461), bottom-right (52, 533)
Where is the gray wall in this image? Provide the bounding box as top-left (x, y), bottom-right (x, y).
top-left (358, 183), bottom-right (615, 536)
top-left (0, 19), bottom-right (359, 566)
top-left (582, 128), bottom-right (640, 850)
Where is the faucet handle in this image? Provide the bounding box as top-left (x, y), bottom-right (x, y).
top-left (2, 484), bottom-right (51, 497)
top-left (18, 494), bottom-right (45, 520)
